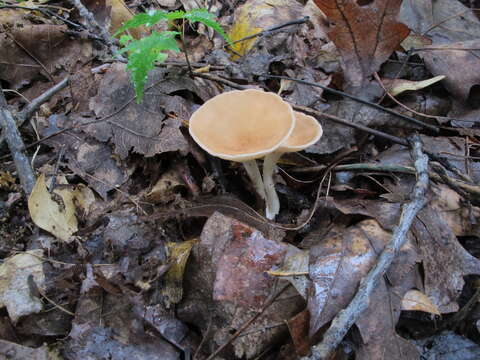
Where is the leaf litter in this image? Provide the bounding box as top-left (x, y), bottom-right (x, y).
top-left (1, 0), bottom-right (480, 359)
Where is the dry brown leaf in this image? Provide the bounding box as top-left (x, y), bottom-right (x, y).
top-left (28, 174), bottom-right (78, 242)
top-left (421, 40), bottom-right (480, 103)
top-left (0, 250), bottom-right (45, 322)
top-left (0, 25), bottom-right (92, 90)
top-left (86, 63), bottom-right (189, 159)
top-left (402, 289), bottom-right (441, 315)
top-left (314, 0), bottom-right (410, 89)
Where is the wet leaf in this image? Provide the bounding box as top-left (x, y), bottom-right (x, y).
top-left (28, 174), bottom-right (78, 242)
top-left (213, 220), bottom-right (288, 309)
top-left (314, 0), bottom-right (410, 89)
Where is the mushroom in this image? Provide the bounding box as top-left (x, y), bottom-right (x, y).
top-left (263, 111), bottom-right (323, 219)
top-left (188, 89), bottom-right (296, 216)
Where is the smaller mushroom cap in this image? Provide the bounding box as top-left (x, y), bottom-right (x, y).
top-left (278, 111), bottom-right (323, 153)
top-left (189, 89), bottom-right (295, 162)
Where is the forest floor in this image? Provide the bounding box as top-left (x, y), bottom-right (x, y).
top-left (1, 0), bottom-right (480, 359)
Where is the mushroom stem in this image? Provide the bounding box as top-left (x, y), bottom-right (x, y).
top-left (243, 160), bottom-right (266, 200)
top-left (263, 152), bottom-right (283, 220)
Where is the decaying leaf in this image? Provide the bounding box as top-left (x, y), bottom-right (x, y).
top-left (86, 63), bottom-right (189, 159)
top-left (314, 0), bottom-right (410, 89)
top-left (0, 250), bottom-right (45, 322)
top-left (40, 114), bottom-right (129, 199)
top-left (0, 340), bottom-right (60, 360)
top-left (28, 174), bottom-right (78, 242)
top-left (0, 25), bottom-right (92, 90)
top-left (402, 289), bottom-right (440, 315)
top-left (161, 239), bottom-right (197, 307)
top-left (421, 40), bottom-right (480, 103)
top-left (228, 0), bottom-right (302, 58)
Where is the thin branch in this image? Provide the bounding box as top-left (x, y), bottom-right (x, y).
top-left (192, 73), bottom-right (410, 147)
top-left (0, 88), bottom-right (36, 194)
top-left (260, 74), bottom-right (440, 132)
top-left (225, 16), bottom-right (310, 47)
top-left (17, 77), bottom-right (69, 125)
top-left (67, 0), bottom-right (123, 58)
top-left (293, 105), bottom-right (409, 147)
top-left (302, 134), bottom-right (429, 360)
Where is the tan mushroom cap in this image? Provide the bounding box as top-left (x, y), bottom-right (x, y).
top-left (189, 89), bottom-right (295, 162)
top-left (278, 111), bottom-right (323, 153)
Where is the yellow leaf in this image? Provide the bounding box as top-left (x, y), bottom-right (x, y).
top-left (402, 289), bottom-right (440, 315)
top-left (228, 0), bottom-right (302, 59)
top-left (28, 174), bottom-right (78, 242)
top-left (161, 239), bottom-right (198, 307)
top-left (382, 75), bottom-right (445, 96)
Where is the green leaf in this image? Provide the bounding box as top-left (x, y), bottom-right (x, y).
top-left (119, 31), bottom-right (180, 102)
top-left (184, 8), bottom-right (232, 45)
top-left (115, 10), bottom-right (169, 36)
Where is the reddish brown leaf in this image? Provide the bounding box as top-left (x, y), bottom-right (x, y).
top-left (213, 221), bottom-right (288, 310)
top-left (314, 0), bottom-right (410, 89)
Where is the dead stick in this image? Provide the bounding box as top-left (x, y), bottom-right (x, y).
top-left (17, 76), bottom-right (69, 125)
top-left (0, 88), bottom-right (35, 194)
top-left (302, 134), bottom-right (429, 360)
top-left (260, 74), bottom-right (439, 132)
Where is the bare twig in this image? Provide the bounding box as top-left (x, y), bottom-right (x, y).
top-left (260, 74), bottom-right (440, 132)
top-left (192, 73), bottom-right (410, 147)
top-left (225, 16), bottom-right (309, 48)
top-left (293, 105), bottom-right (409, 147)
top-left (302, 134), bottom-right (429, 360)
top-left (17, 77), bottom-right (69, 125)
top-left (0, 88), bottom-right (36, 194)
top-left (67, 0), bottom-right (122, 58)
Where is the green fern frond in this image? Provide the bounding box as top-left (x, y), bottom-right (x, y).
top-left (119, 31), bottom-right (180, 102)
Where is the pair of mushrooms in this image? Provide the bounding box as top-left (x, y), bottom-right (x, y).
top-left (189, 89), bottom-right (323, 220)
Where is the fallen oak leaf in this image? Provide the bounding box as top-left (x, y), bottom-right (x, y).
top-left (314, 0), bottom-right (410, 90)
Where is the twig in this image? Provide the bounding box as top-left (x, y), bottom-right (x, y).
top-left (17, 77), bottom-right (69, 125)
top-left (260, 74), bottom-right (440, 132)
top-left (292, 163), bottom-right (416, 174)
top-left (192, 73), bottom-right (410, 147)
top-left (67, 0), bottom-right (122, 58)
top-left (225, 16), bottom-right (310, 47)
top-left (0, 5), bottom-right (84, 29)
top-left (205, 283), bottom-right (290, 360)
top-left (3, 31), bottom-right (55, 83)
top-left (373, 72), bottom-right (441, 121)
top-left (0, 87), bottom-right (36, 194)
top-left (0, 77), bottom-right (69, 151)
top-left (293, 105), bottom-right (409, 147)
top-left (302, 134), bottom-right (429, 360)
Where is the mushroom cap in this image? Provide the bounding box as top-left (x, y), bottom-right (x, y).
top-left (278, 111), bottom-right (323, 153)
top-left (189, 89), bottom-right (295, 162)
